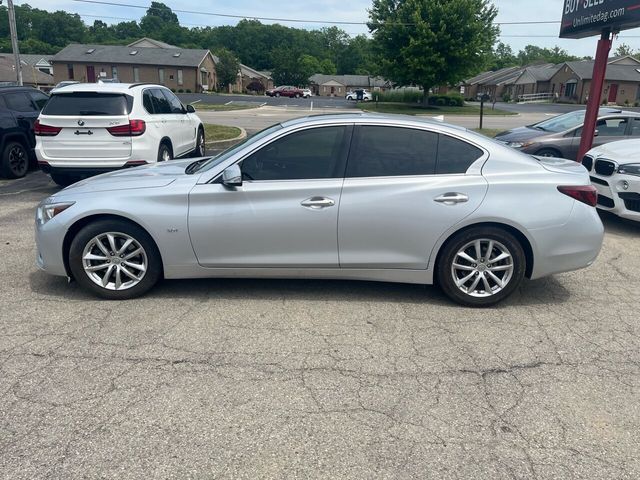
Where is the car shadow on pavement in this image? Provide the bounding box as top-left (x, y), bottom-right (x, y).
top-left (29, 271), bottom-right (571, 308)
top-left (598, 210), bottom-right (640, 235)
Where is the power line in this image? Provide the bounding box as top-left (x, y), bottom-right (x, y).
top-left (71, 0), bottom-right (565, 27)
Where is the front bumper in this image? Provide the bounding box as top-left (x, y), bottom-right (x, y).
top-left (35, 211), bottom-right (69, 278)
top-left (590, 172), bottom-right (640, 222)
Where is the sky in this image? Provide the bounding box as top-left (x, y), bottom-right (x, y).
top-left (15, 0), bottom-right (640, 57)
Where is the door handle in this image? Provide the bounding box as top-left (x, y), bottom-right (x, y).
top-left (301, 196), bottom-right (335, 209)
top-left (434, 192), bottom-right (469, 205)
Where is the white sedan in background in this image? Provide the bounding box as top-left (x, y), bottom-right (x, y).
top-left (346, 90), bottom-right (373, 101)
top-left (583, 139), bottom-right (640, 221)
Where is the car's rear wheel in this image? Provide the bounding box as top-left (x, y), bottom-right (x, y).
top-left (192, 128), bottom-right (205, 157)
top-left (1, 141), bottom-right (29, 179)
top-left (437, 227), bottom-right (526, 307)
top-left (50, 173), bottom-right (79, 187)
top-left (534, 148), bottom-right (561, 158)
top-left (158, 143), bottom-right (172, 162)
top-left (68, 219), bottom-right (162, 300)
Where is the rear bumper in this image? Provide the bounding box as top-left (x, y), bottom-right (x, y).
top-left (38, 161), bottom-right (147, 178)
top-left (529, 201), bottom-right (604, 279)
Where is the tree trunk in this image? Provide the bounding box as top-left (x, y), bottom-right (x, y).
top-left (422, 87), bottom-right (429, 106)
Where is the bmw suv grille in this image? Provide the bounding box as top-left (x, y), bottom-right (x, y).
top-left (594, 159), bottom-right (617, 176)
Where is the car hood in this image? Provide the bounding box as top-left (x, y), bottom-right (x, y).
top-left (587, 138), bottom-right (640, 165)
top-left (495, 126), bottom-right (547, 142)
top-left (56, 159), bottom-right (196, 195)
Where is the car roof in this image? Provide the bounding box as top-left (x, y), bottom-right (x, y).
top-left (50, 82), bottom-right (166, 94)
top-left (279, 113), bottom-right (469, 136)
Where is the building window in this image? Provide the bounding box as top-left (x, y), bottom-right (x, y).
top-left (111, 66), bottom-right (118, 80)
top-left (177, 69), bottom-right (183, 86)
top-left (67, 64), bottom-right (74, 80)
top-left (158, 68), bottom-right (165, 84)
top-left (169, 74), bottom-right (174, 80)
top-left (200, 70), bottom-right (208, 89)
top-left (565, 81), bottom-right (577, 98)
top-left (133, 66), bottom-right (140, 82)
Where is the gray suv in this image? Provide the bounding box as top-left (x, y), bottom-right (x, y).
top-left (495, 108), bottom-right (640, 160)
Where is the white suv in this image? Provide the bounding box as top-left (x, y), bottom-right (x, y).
top-left (35, 83), bottom-right (205, 186)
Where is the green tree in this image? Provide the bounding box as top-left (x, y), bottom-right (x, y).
top-left (215, 47), bottom-right (240, 91)
top-left (369, 0), bottom-right (498, 102)
top-left (487, 42), bottom-right (518, 70)
top-left (516, 45), bottom-right (581, 66)
top-left (271, 50), bottom-right (316, 86)
top-left (614, 43), bottom-right (635, 57)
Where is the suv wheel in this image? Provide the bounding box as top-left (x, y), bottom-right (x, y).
top-left (437, 227), bottom-right (526, 307)
top-left (158, 143), bottom-right (172, 162)
top-left (50, 173), bottom-right (79, 187)
top-left (1, 141), bottom-right (29, 179)
top-left (192, 129), bottom-right (205, 157)
top-left (68, 219), bottom-right (162, 300)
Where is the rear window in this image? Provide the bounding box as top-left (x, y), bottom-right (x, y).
top-left (42, 92), bottom-right (133, 116)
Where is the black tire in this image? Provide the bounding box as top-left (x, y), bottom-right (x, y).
top-left (1, 140), bottom-right (29, 179)
top-left (192, 128), bottom-right (205, 157)
top-left (534, 148), bottom-right (561, 158)
top-left (157, 142), bottom-right (172, 162)
top-left (68, 219), bottom-right (162, 300)
top-left (437, 226), bottom-right (526, 308)
top-left (50, 172), bottom-right (79, 187)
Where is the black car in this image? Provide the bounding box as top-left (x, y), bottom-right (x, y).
top-left (0, 86), bottom-right (49, 178)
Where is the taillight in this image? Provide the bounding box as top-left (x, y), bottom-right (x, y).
top-left (107, 119), bottom-right (146, 137)
top-left (557, 185), bottom-right (597, 207)
top-left (34, 119), bottom-right (61, 136)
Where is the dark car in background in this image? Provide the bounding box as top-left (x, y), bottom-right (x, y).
top-left (495, 108), bottom-right (640, 160)
top-left (265, 86), bottom-right (305, 98)
top-left (0, 86), bottom-right (49, 178)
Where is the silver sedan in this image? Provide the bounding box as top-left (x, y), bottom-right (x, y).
top-left (35, 114), bottom-right (604, 307)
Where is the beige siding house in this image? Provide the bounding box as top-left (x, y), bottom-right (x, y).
top-left (51, 40), bottom-right (217, 93)
top-left (309, 75), bottom-right (391, 96)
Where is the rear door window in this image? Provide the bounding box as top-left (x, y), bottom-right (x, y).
top-left (4, 92), bottom-right (36, 112)
top-left (346, 126), bottom-right (438, 177)
top-left (150, 88), bottom-right (171, 114)
top-left (42, 93), bottom-right (133, 116)
top-left (142, 90), bottom-right (154, 113)
top-left (29, 91), bottom-right (49, 110)
top-left (436, 135), bottom-right (484, 174)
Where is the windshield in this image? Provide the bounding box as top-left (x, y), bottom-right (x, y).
top-left (532, 110), bottom-right (586, 133)
top-left (191, 123), bottom-right (283, 173)
top-left (43, 93), bottom-right (133, 116)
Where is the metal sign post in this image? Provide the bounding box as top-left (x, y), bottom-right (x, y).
top-left (577, 30), bottom-right (612, 161)
top-left (7, 0), bottom-right (23, 86)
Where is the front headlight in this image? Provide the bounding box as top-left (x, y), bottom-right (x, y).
top-left (506, 141), bottom-right (534, 149)
top-left (617, 164), bottom-right (640, 176)
top-left (36, 201), bottom-right (75, 225)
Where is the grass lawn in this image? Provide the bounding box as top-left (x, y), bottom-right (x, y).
top-left (204, 124), bottom-right (242, 142)
top-left (359, 102), bottom-right (515, 116)
top-left (195, 103), bottom-right (260, 111)
top-left (473, 128), bottom-right (503, 138)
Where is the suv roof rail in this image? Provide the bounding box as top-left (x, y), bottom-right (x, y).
top-left (128, 83), bottom-right (156, 89)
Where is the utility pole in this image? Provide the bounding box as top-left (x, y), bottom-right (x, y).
top-left (6, 0), bottom-right (23, 86)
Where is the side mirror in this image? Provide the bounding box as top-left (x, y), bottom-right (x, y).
top-left (186, 104), bottom-right (196, 113)
top-left (594, 129), bottom-right (599, 137)
top-left (222, 164), bottom-right (242, 187)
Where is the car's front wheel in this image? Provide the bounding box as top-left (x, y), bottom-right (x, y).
top-left (275, 93), bottom-right (280, 97)
top-left (192, 128), bottom-right (205, 157)
top-left (1, 140), bottom-right (29, 179)
top-left (68, 219), bottom-right (162, 300)
top-left (437, 227), bottom-right (526, 307)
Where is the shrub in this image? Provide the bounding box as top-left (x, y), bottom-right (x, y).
top-left (502, 93), bottom-right (511, 103)
top-left (186, 89), bottom-right (192, 93)
top-left (435, 97), bottom-right (447, 106)
top-left (170, 88), bottom-right (176, 92)
top-left (246, 81), bottom-right (265, 93)
top-left (177, 89), bottom-right (184, 93)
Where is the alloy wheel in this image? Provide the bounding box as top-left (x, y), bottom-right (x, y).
top-left (451, 238), bottom-right (514, 298)
top-left (82, 232), bottom-right (148, 291)
top-left (8, 145), bottom-right (28, 176)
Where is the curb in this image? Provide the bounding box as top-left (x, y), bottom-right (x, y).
top-left (205, 127), bottom-right (247, 149)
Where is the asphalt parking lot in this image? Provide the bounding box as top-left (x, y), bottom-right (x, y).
top-left (1, 166), bottom-right (640, 479)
